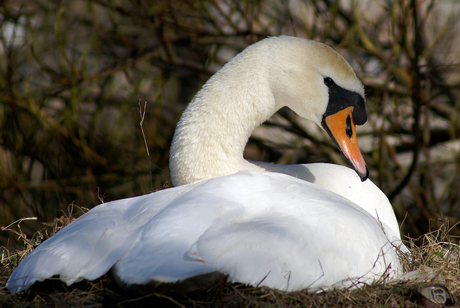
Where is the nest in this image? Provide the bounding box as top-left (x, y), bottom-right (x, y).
top-left (1, 217), bottom-right (459, 308)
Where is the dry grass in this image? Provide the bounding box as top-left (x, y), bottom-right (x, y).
top-left (1, 217), bottom-right (459, 307)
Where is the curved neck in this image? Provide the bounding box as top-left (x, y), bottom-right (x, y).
top-left (169, 68), bottom-right (277, 186)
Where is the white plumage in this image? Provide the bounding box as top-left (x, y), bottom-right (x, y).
top-left (7, 36), bottom-right (405, 294)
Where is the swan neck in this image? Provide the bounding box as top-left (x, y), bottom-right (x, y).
top-left (170, 57), bottom-right (277, 186)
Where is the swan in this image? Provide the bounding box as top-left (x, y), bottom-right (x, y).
top-left (6, 36), bottom-right (405, 294)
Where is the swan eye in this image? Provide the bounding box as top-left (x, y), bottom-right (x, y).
top-left (324, 77), bottom-right (335, 88)
top-left (345, 115), bottom-right (353, 138)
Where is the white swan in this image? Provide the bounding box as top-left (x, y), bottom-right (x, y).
top-left (6, 36), bottom-right (405, 294)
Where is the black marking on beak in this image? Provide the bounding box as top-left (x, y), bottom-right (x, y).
top-left (323, 77), bottom-right (367, 125)
top-left (345, 115), bottom-right (353, 138)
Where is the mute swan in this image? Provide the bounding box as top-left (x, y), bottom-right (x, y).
top-left (7, 36), bottom-right (405, 294)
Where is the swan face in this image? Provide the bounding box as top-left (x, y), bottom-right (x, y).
top-left (268, 37), bottom-right (368, 180)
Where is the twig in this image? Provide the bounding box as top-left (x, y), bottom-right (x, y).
top-left (256, 270), bottom-right (271, 288)
top-left (1, 217), bottom-right (38, 232)
top-left (139, 100), bottom-right (153, 192)
top-left (97, 187), bottom-right (106, 204)
top-left (1, 217), bottom-right (38, 248)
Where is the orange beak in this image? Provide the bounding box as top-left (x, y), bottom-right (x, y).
top-left (322, 106), bottom-right (368, 181)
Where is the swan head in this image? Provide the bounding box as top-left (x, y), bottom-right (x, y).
top-left (170, 36), bottom-right (369, 185)
top-left (267, 36), bottom-right (368, 181)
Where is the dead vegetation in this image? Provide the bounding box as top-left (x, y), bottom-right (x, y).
top-left (1, 217), bottom-right (459, 307)
top-left (1, 0), bottom-right (460, 306)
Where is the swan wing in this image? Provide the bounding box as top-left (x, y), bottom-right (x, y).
top-left (6, 183), bottom-right (200, 293)
top-left (184, 171), bottom-right (402, 291)
top-left (110, 171), bottom-right (402, 291)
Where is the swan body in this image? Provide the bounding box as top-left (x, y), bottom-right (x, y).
top-left (7, 168), bottom-right (403, 294)
top-left (7, 36), bottom-right (405, 294)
